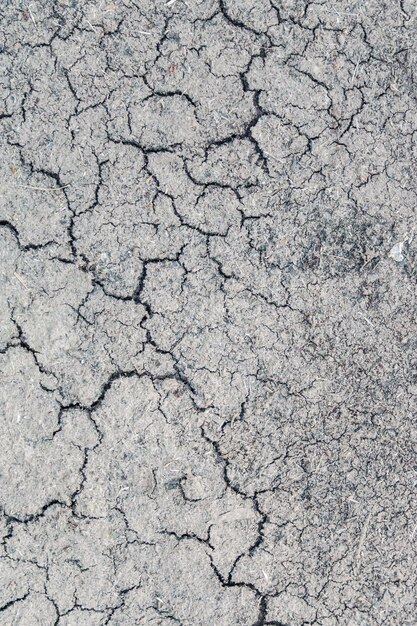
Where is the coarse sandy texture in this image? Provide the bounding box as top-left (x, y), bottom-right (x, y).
top-left (0, 0), bottom-right (416, 624)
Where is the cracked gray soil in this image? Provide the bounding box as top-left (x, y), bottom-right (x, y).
top-left (1, 0), bottom-right (417, 624)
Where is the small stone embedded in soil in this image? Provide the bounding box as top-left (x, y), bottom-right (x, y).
top-left (165, 478), bottom-right (182, 490)
top-left (388, 241), bottom-right (406, 262)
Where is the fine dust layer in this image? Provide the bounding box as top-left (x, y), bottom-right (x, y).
top-left (0, 1), bottom-right (416, 625)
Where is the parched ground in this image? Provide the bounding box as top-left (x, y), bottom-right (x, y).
top-left (0, 1), bottom-right (416, 624)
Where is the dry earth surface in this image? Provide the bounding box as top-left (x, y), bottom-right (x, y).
top-left (1, 0), bottom-right (417, 624)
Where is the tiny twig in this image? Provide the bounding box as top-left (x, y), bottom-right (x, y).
top-left (354, 510), bottom-right (372, 572)
top-left (14, 272), bottom-right (29, 290)
top-left (15, 184), bottom-right (70, 192)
